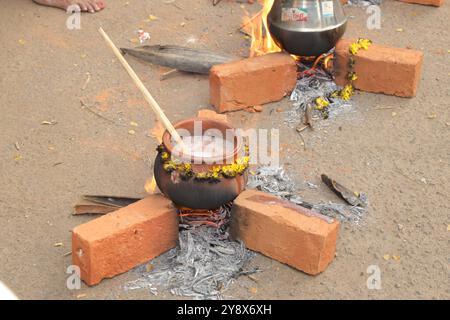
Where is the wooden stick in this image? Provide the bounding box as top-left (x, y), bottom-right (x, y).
top-left (98, 27), bottom-right (184, 147)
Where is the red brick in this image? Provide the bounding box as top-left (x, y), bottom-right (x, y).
top-left (334, 39), bottom-right (424, 97)
top-left (209, 53), bottom-right (297, 113)
top-left (230, 190), bottom-right (339, 275)
top-left (399, 0), bottom-right (444, 6)
top-left (72, 195), bottom-right (178, 286)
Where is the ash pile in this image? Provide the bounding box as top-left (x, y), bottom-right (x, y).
top-left (247, 166), bottom-right (368, 224)
top-left (286, 65), bottom-right (354, 127)
top-left (124, 204), bottom-right (257, 300)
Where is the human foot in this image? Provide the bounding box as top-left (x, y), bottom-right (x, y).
top-left (33, 0), bottom-right (105, 13)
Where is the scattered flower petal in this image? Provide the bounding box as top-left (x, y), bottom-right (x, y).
top-left (249, 287), bottom-right (258, 294)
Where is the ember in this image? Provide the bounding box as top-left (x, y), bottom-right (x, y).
top-left (178, 203), bottom-right (232, 233)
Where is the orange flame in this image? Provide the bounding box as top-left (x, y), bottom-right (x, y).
top-left (242, 0), bottom-right (281, 57)
top-left (145, 121), bottom-right (165, 194)
top-left (144, 176), bottom-right (159, 194)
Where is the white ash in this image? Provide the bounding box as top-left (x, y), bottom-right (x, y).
top-left (286, 67), bottom-right (352, 126)
top-left (247, 166), bottom-right (304, 205)
top-left (124, 206), bottom-right (257, 300)
top-left (311, 202), bottom-right (367, 224)
top-left (248, 166), bottom-right (368, 224)
top-left (348, 0), bottom-right (383, 6)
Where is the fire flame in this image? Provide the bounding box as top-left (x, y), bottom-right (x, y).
top-left (144, 176), bottom-right (159, 194)
top-left (242, 0), bottom-right (281, 57)
top-left (145, 121), bottom-right (165, 194)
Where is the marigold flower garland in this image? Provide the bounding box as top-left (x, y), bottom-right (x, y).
top-left (157, 144), bottom-right (250, 182)
top-left (314, 38), bottom-right (372, 118)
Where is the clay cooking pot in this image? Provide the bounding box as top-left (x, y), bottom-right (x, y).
top-left (154, 118), bottom-right (248, 210)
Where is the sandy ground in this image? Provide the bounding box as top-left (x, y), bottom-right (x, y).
top-left (0, 0), bottom-right (449, 300)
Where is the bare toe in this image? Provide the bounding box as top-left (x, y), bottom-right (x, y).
top-left (86, 3), bottom-right (95, 13)
top-left (78, 3), bottom-right (88, 11)
top-left (96, 1), bottom-right (106, 9)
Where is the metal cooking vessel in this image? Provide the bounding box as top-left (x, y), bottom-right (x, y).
top-left (268, 0), bottom-right (347, 57)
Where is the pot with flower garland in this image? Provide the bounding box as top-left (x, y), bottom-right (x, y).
top-left (154, 118), bottom-right (249, 210)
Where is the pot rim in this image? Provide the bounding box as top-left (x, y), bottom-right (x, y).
top-left (161, 117), bottom-right (243, 164)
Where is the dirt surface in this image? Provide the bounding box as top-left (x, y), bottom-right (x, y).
top-left (0, 0), bottom-right (449, 300)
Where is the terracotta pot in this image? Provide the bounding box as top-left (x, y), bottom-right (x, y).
top-left (154, 118), bottom-right (248, 210)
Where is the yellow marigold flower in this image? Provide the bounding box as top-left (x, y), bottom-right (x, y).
top-left (340, 84), bottom-right (354, 101)
top-left (196, 172), bottom-right (208, 179)
top-left (349, 43), bottom-right (360, 55)
top-left (349, 73), bottom-right (358, 81)
top-left (163, 162), bottom-right (176, 172)
top-left (221, 165), bottom-right (237, 177)
top-left (315, 97), bottom-right (330, 110)
top-left (236, 157), bottom-right (247, 166)
top-left (161, 152), bottom-right (169, 160)
top-left (211, 172), bottom-right (220, 179)
top-left (357, 38), bottom-right (372, 50)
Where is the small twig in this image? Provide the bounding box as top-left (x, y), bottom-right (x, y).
top-left (393, 162), bottom-right (417, 183)
top-left (79, 98), bottom-right (124, 126)
top-left (304, 103), bottom-right (314, 130)
top-left (164, 0), bottom-right (183, 10)
top-left (160, 68), bottom-right (180, 80)
top-left (298, 132), bottom-right (307, 150)
top-left (296, 125), bottom-right (309, 133)
top-left (238, 11), bottom-right (261, 36)
top-left (81, 72), bottom-right (91, 90)
top-left (374, 106), bottom-right (397, 110)
top-left (41, 120), bottom-right (58, 125)
top-left (14, 142), bottom-right (20, 151)
top-left (247, 274), bottom-right (259, 283)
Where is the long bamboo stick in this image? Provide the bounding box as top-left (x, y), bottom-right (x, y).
top-left (98, 27), bottom-right (184, 147)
